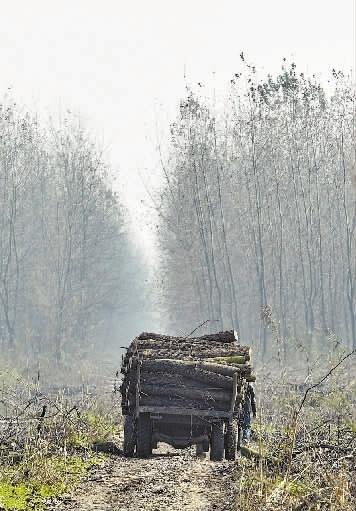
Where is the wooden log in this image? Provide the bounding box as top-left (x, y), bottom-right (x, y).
top-left (127, 341), bottom-right (225, 353)
top-left (206, 355), bottom-right (247, 365)
top-left (127, 339), bottom-right (239, 351)
top-left (139, 372), bottom-right (187, 385)
top-left (137, 330), bottom-right (238, 344)
top-left (141, 361), bottom-right (235, 389)
top-left (196, 361), bottom-right (252, 377)
top-left (137, 395), bottom-right (231, 411)
top-left (122, 337), bottom-right (254, 401)
top-left (130, 338), bottom-right (247, 351)
top-left (130, 349), bottom-right (249, 361)
top-left (190, 351), bottom-right (249, 361)
top-left (124, 335), bottom-right (251, 364)
top-left (141, 359), bottom-right (250, 377)
top-left (140, 383), bottom-right (235, 402)
top-left (142, 369), bottom-right (233, 390)
top-left (121, 368), bottom-right (250, 406)
top-left (139, 373), bottom-right (216, 390)
top-left (191, 330), bottom-right (238, 344)
top-left (137, 332), bottom-right (184, 342)
top-left (195, 346), bottom-right (250, 359)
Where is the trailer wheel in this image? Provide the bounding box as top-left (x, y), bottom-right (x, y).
top-left (196, 443), bottom-right (205, 457)
top-left (123, 415), bottom-right (136, 457)
top-left (136, 413), bottom-right (152, 458)
top-left (210, 422), bottom-right (224, 461)
top-left (202, 438), bottom-right (210, 452)
top-left (225, 421), bottom-right (237, 460)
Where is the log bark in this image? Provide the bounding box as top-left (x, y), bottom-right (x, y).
top-left (191, 330), bottom-right (238, 343)
top-left (148, 369), bottom-right (233, 390)
top-left (137, 332), bottom-right (185, 342)
top-left (129, 339), bottom-right (249, 352)
top-left (196, 361), bottom-right (251, 377)
top-left (139, 373), bottom-right (224, 390)
top-left (137, 330), bottom-right (237, 344)
top-left (121, 331), bottom-right (254, 406)
top-left (129, 348), bottom-right (249, 361)
top-left (136, 395), bottom-right (232, 411)
top-left (141, 360), bottom-right (236, 388)
top-left (140, 383), bottom-right (235, 402)
top-left (124, 332), bottom-right (251, 364)
top-left (141, 359), bottom-right (250, 377)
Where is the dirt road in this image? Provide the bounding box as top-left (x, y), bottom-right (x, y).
top-left (51, 444), bottom-right (236, 511)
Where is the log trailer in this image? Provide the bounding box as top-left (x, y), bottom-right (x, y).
top-left (119, 331), bottom-right (254, 461)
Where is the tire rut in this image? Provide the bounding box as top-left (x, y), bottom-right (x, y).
top-left (50, 445), bottom-right (236, 511)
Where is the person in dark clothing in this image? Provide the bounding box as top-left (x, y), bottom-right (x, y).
top-left (242, 383), bottom-right (256, 442)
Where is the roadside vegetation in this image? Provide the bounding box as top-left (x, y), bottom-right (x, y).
top-left (235, 352), bottom-right (355, 510)
top-left (0, 363), bottom-right (121, 510)
top-left (0, 96), bottom-right (137, 509)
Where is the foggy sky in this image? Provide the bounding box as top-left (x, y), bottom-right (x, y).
top-left (0, 0), bottom-right (355, 258)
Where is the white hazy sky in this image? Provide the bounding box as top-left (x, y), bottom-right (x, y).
top-left (1, 0), bottom-right (355, 256)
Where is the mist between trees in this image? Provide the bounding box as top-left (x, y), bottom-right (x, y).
top-left (157, 61), bottom-right (356, 361)
top-left (0, 100), bottom-right (148, 365)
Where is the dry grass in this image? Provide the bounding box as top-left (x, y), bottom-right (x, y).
top-left (235, 358), bottom-right (356, 510)
top-left (0, 361), bottom-right (122, 510)
top-left (1, 349), bottom-right (354, 510)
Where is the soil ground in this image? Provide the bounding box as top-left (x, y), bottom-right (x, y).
top-left (50, 444), bottom-right (236, 511)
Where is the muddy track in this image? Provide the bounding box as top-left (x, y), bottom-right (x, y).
top-left (50, 444), bottom-right (236, 511)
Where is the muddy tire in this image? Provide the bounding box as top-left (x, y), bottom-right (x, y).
top-left (196, 443), bottom-right (205, 456)
top-left (136, 413), bottom-right (152, 458)
top-left (123, 415), bottom-right (136, 457)
top-left (202, 438), bottom-right (210, 452)
top-left (210, 422), bottom-right (224, 461)
top-left (225, 421), bottom-right (237, 460)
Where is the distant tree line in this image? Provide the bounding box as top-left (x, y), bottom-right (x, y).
top-left (0, 98), bottom-right (140, 363)
top-left (158, 61), bottom-right (356, 360)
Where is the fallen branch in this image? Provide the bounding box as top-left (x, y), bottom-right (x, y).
top-left (293, 442), bottom-right (355, 456)
top-left (296, 348), bottom-right (356, 415)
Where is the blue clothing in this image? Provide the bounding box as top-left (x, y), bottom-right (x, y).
top-left (242, 403), bottom-right (252, 441)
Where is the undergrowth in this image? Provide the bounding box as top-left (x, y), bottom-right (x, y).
top-left (0, 455), bottom-right (102, 510)
top-left (0, 363), bottom-right (122, 510)
top-left (234, 360), bottom-right (355, 510)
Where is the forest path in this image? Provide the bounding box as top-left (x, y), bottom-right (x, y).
top-left (50, 444), bottom-right (236, 511)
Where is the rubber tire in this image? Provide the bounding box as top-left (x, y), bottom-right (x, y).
top-left (136, 413), bottom-right (152, 458)
top-left (210, 422), bottom-right (225, 461)
top-left (196, 443), bottom-right (204, 456)
top-left (225, 421), bottom-right (237, 460)
top-left (123, 415), bottom-right (136, 457)
top-left (202, 439), bottom-right (210, 452)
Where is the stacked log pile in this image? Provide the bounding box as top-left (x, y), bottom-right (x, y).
top-left (120, 331), bottom-right (254, 413)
